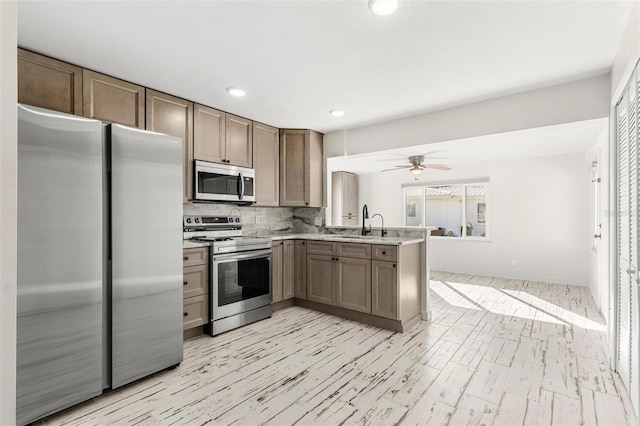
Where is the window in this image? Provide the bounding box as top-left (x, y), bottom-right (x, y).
top-left (403, 182), bottom-right (489, 239)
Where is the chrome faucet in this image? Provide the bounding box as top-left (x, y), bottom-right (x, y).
top-left (362, 204), bottom-right (371, 236)
top-left (371, 213), bottom-right (387, 237)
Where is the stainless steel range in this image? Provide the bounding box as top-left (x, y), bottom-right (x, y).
top-left (184, 215), bottom-right (273, 336)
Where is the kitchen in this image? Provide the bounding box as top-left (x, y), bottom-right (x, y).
top-left (2, 0), bottom-right (640, 425)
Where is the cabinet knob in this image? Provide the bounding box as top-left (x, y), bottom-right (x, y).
top-left (183, 281), bottom-right (188, 286)
top-left (183, 256), bottom-right (188, 261)
top-left (305, 202), bottom-right (309, 205)
top-left (393, 264), bottom-right (396, 268)
top-left (183, 312), bottom-right (188, 317)
top-left (382, 251), bottom-right (386, 255)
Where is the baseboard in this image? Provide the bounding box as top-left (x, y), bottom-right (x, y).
top-left (295, 298), bottom-right (419, 333)
top-left (272, 298), bottom-right (296, 312)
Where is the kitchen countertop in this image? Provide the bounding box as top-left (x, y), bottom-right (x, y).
top-left (183, 234), bottom-right (425, 249)
top-left (183, 240), bottom-right (210, 249)
top-left (258, 233), bottom-right (424, 246)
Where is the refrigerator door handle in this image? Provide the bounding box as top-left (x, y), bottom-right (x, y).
top-left (238, 172), bottom-right (245, 201)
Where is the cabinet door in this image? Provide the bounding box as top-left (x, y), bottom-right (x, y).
top-left (82, 70), bottom-right (144, 128)
top-left (146, 89), bottom-right (193, 203)
top-left (18, 49), bottom-right (82, 115)
top-left (307, 254), bottom-right (334, 305)
top-left (346, 172), bottom-right (358, 219)
top-left (182, 264), bottom-right (208, 299)
top-left (335, 257), bottom-right (371, 314)
top-left (253, 122), bottom-right (279, 206)
top-left (194, 103), bottom-right (225, 164)
top-left (225, 114), bottom-right (253, 167)
top-left (183, 295), bottom-right (208, 330)
top-left (306, 240), bottom-right (336, 256)
top-left (280, 129), bottom-right (308, 206)
top-left (272, 241), bottom-right (283, 303)
top-left (283, 240), bottom-right (295, 300)
top-left (371, 260), bottom-right (398, 319)
top-left (294, 240), bottom-right (307, 299)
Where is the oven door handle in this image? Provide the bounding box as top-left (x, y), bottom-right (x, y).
top-left (237, 172), bottom-right (244, 201)
top-left (212, 249), bottom-right (272, 263)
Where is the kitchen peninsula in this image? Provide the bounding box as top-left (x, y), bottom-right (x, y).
top-left (263, 233), bottom-right (428, 333)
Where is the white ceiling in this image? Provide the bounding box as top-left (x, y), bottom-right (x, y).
top-left (17, 0), bottom-right (634, 134)
top-left (328, 118), bottom-right (607, 174)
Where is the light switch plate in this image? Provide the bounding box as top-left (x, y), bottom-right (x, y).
top-left (314, 217), bottom-right (322, 226)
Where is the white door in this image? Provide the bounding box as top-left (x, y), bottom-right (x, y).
top-left (616, 66), bottom-right (640, 416)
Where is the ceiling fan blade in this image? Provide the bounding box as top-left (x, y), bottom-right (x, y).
top-left (381, 166), bottom-right (410, 172)
top-left (424, 164), bottom-right (451, 171)
top-left (392, 165), bottom-right (412, 168)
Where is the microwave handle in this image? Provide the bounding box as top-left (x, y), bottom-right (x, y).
top-left (238, 172), bottom-right (245, 200)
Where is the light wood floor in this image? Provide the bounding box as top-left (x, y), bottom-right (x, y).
top-left (40, 272), bottom-right (637, 425)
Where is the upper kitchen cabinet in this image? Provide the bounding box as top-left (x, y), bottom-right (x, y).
top-left (331, 171), bottom-right (358, 226)
top-left (279, 129), bottom-right (323, 207)
top-left (225, 114), bottom-right (253, 168)
top-left (253, 122), bottom-right (279, 206)
top-left (18, 49), bottom-right (83, 115)
top-left (194, 104), bottom-right (225, 164)
top-left (194, 105), bottom-right (253, 168)
top-left (83, 70), bottom-right (145, 128)
top-left (145, 89), bottom-right (194, 203)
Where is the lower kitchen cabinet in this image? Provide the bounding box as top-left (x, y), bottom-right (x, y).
top-left (272, 240), bottom-right (295, 304)
top-left (299, 240), bottom-right (422, 333)
top-left (371, 260), bottom-right (398, 319)
top-left (183, 295), bottom-right (208, 330)
top-left (307, 254), bottom-right (335, 305)
top-left (294, 240), bottom-right (307, 299)
top-left (272, 241), bottom-right (283, 303)
top-left (335, 256), bottom-right (371, 314)
top-left (283, 240), bottom-right (295, 300)
top-left (183, 247), bottom-right (209, 337)
top-left (306, 242), bottom-right (371, 312)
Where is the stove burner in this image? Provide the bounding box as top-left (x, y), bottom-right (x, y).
top-left (213, 237), bottom-right (233, 242)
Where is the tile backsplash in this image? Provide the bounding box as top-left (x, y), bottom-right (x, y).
top-left (183, 204), bottom-right (327, 235)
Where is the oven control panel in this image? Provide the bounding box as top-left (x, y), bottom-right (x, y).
top-left (184, 215), bottom-right (241, 228)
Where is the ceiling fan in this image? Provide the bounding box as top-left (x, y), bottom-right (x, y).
top-left (382, 155), bottom-right (451, 175)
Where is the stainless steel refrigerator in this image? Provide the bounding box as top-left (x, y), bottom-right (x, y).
top-left (16, 104), bottom-right (184, 425)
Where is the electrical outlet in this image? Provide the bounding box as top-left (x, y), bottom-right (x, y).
top-left (511, 259), bottom-right (517, 266)
top-left (314, 217), bottom-right (323, 226)
top-left (255, 214), bottom-right (264, 224)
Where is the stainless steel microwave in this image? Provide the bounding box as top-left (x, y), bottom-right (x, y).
top-left (194, 160), bottom-right (255, 203)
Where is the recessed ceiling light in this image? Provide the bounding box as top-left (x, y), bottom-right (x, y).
top-left (368, 0), bottom-right (399, 16)
top-left (226, 86), bottom-right (246, 97)
top-left (330, 109), bottom-right (345, 117)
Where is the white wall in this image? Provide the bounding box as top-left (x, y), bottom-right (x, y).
top-left (358, 153), bottom-right (591, 286)
top-left (0, 0), bottom-right (17, 424)
top-left (324, 75), bottom-right (610, 159)
top-left (611, 1), bottom-right (640, 100)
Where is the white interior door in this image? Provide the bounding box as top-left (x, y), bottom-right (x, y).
top-left (616, 66), bottom-right (640, 416)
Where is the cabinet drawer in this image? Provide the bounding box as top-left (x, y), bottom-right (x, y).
top-left (306, 240), bottom-right (336, 256)
top-left (372, 245), bottom-right (398, 262)
top-left (183, 294), bottom-right (208, 330)
top-left (337, 242), bottom-right (371, 259)
top-left (183, 247), bottom-right (208, 267)
top-left (183, 264), bottom-right (208, 299)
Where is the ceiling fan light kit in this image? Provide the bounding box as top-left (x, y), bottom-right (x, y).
top-left (381, 154), bottom-right (451, 174)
